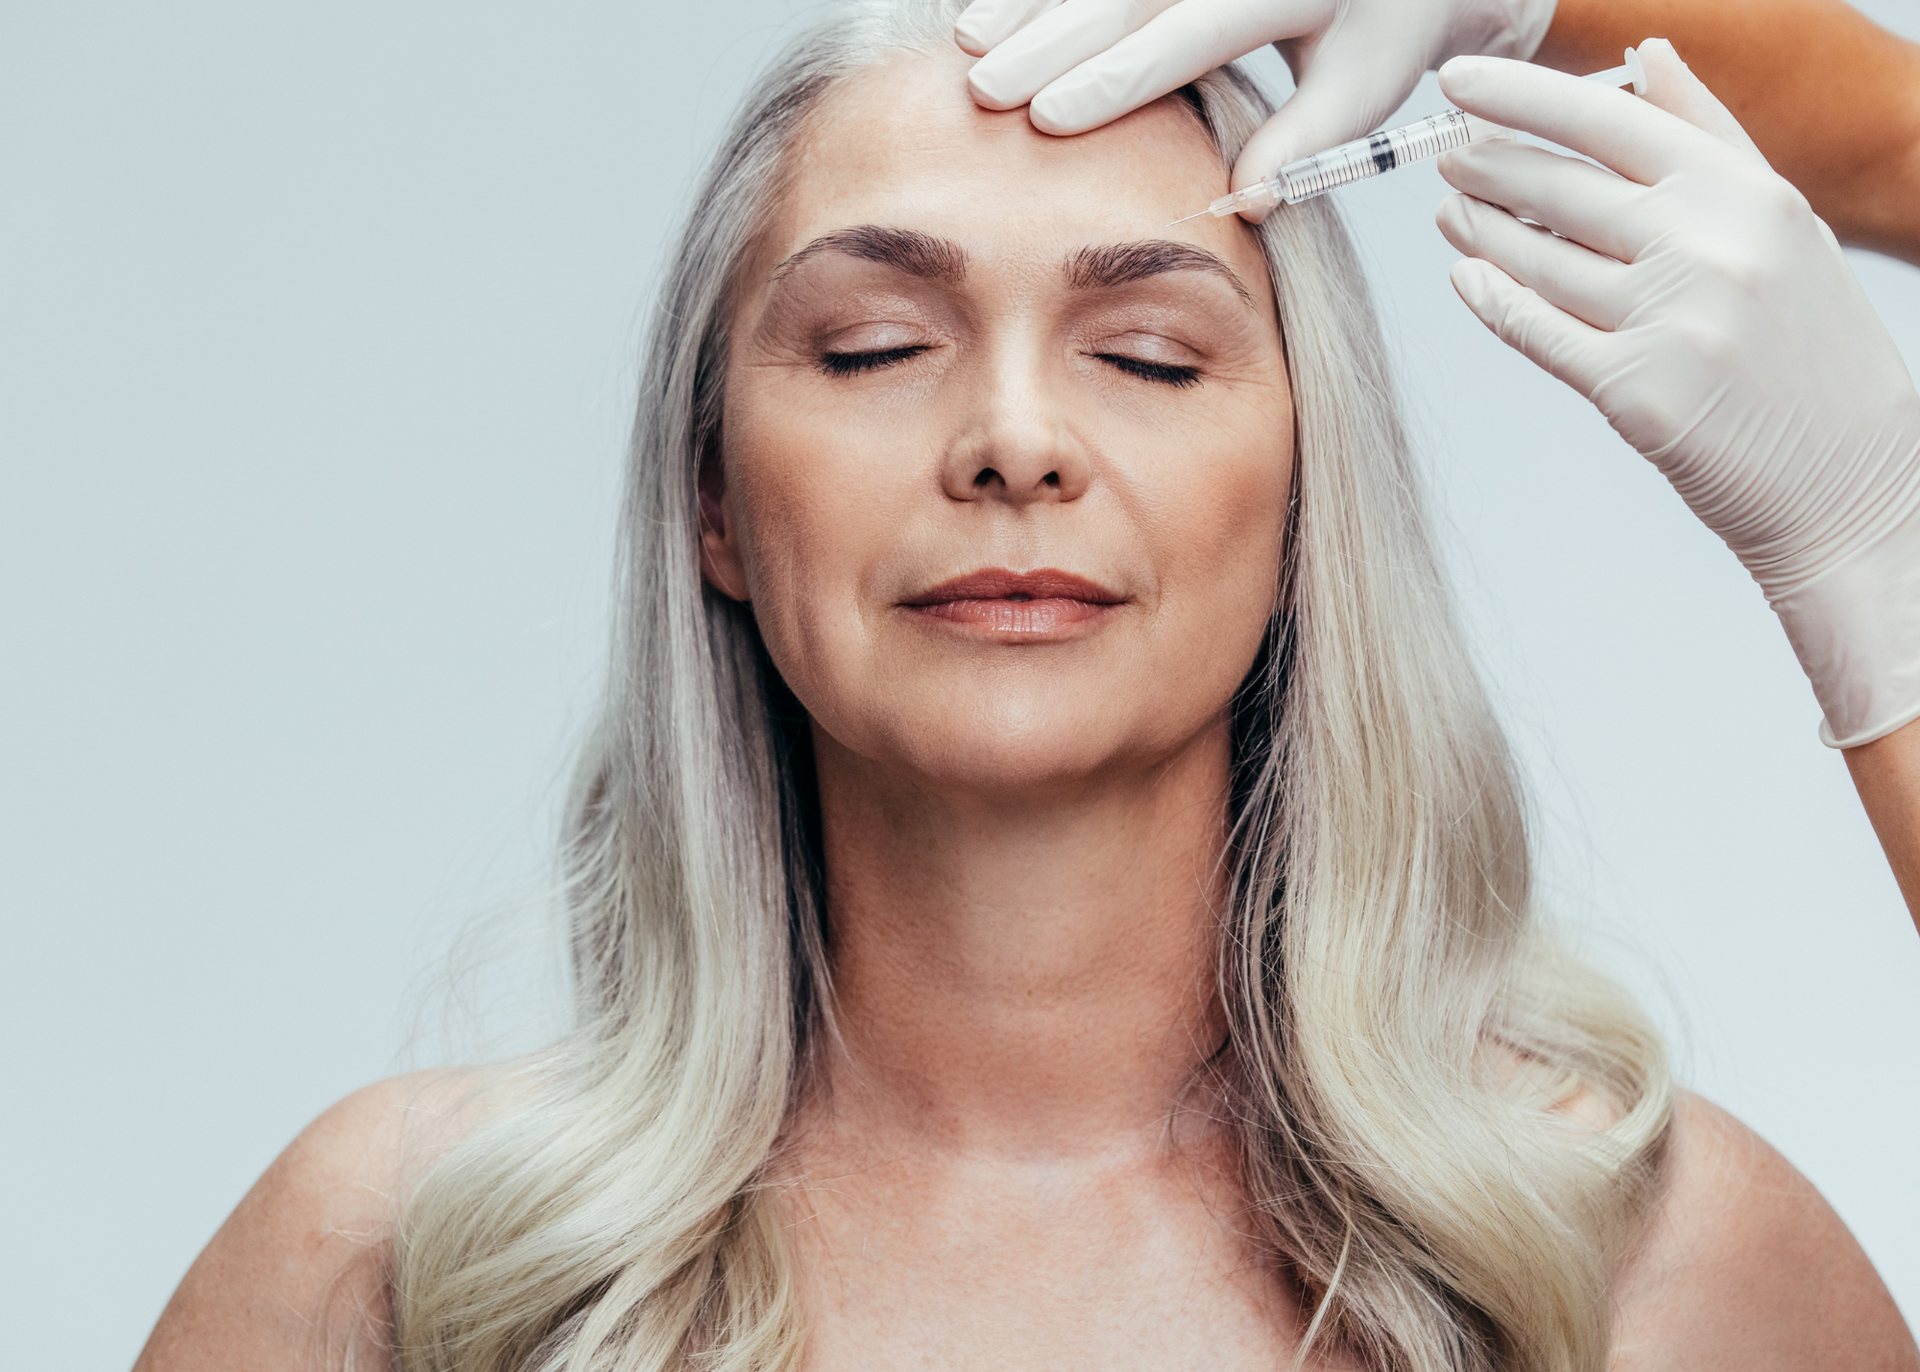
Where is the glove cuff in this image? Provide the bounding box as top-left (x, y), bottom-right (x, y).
top-left (1773, 509), bottom-right (1920, 749)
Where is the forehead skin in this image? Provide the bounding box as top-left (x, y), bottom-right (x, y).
top-left (738, 43), bottom-right (1279, 333)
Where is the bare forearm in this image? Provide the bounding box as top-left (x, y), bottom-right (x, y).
top-left (1842, 718), bottom-right (1920, 930)
top-left (1537, 0), bottom-right (1920, 263)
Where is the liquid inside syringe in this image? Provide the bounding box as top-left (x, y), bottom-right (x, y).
top-left (1175, 48), bottom-right (1646, 221)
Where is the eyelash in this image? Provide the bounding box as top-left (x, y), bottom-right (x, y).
top-left (817, 345), bottom-right (1201, 390)
top-left (819, 345), bottom-right (930, 376)
top-left (1094, 354), bottom-right (1201, 389)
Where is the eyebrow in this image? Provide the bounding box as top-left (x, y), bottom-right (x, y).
top-left (1066, 241), bottom-right (1253, 305)
top-left (769, 226), bottom-right (1253, 306)
top-left (772, 225), bottom-right (968, 283)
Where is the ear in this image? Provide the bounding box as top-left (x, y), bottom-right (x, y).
top-left (697, 456), bottom-right (751, 602)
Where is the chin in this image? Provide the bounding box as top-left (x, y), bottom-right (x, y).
top-left (900, 734), bottom-right (1127, 797)
top-left (849, 686), bottom-right (1222, 799)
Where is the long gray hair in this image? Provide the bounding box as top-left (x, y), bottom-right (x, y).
top-left (391, 3), bottom-right (1671, 1369)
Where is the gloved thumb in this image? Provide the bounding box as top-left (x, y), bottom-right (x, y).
top-left (1632, 37), bottom-right (1764, 161)
top-left (1231, 38), bottom-right (1425, 215)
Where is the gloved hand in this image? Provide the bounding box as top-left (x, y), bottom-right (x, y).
top-left (1435, 40), bottom-right (1920, 748)
top-left (954, 0), bottom-right (1559, 212)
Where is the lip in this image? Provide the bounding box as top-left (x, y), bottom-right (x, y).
top-left (900, 567), bottom-right (1126, 637)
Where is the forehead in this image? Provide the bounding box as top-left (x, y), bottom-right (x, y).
top-left (764, 46), bottom-right (1271, 296)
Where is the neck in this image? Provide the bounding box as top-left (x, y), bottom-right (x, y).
top-left (806, 721), bottom-right (1234, 1156)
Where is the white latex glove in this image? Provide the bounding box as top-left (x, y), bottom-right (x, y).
top-left (954, 0), bottom-right (1558, 211)
top-left (1435, 41), bottom-right (1920, 748)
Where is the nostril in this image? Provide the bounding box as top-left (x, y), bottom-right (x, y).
top-left (953, 460), bottom-right (1077, 500)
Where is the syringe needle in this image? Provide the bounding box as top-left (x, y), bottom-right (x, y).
top-left (1165, 209), bottom-right (1212, 227)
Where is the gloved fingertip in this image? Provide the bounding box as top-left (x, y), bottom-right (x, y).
top-left (1028, 109), bottom-right (1097, 136)
top-left (1630, 36), bottom-right (1696, 91)
top-left (1029, 87), bottom-right (1104, 136)
top-left (1628, 35), bottom-right (1760, 154)
top-left (1447, 256), bottom-right (1501, 312)
top-left (1434, 140), bottom-right (1497, 185)
top-left (1440, 198), bottom-right (1509, 259)
top-left (1639, 37), bottom-right (1722, 112)
top-left (1232, 145), bottom-right (1289, 188)
top-left (1239, 99), bottom-right (1362, 184)
top-left (1235, 122), bottom-right (1314, 192)
top-left (966, 64), bottom-right (1024, 111)
top-left (1436, 54), bottom-right (1490, 80)
top-left (1436, 54), bottom-right (1503, 104)
top-left (951, 0), bottom-right (1002, 52)
top-left (1637, 37), bottom-right (1685, 68)
top-left (954, 23), bottom-right (991, 58)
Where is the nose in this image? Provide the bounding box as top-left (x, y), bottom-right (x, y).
top-left (940, 353), bottom-right (1093, 506)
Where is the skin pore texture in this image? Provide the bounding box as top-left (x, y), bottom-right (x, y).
top-left (133, 41), bottom-right (1917, 1372)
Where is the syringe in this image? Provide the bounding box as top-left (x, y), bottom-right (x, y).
top-left (1174, 48), bottom-right (1646, 222)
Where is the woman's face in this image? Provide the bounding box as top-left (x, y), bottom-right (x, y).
top-left (708, 47), bottom-right (1293, 795)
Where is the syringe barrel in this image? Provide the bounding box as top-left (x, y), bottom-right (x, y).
top-left (1273, 109), bottom-right (1499, 204)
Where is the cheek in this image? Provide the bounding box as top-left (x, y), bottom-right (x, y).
top-left (1145, 396), bottom-right (1293, 615)
top-left (1128, 410), bottom-right (1293, 721)
top-left (719, 374), bottom-right (911, 689)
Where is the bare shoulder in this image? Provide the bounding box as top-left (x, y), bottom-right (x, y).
top-left (133, 1068), bottom-right (509, 1372)
top-left (1611, 1090), bottom-right (1917, 1371)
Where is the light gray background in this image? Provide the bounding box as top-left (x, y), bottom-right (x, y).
top-left (4, 1), bottom-right (1917, 1364)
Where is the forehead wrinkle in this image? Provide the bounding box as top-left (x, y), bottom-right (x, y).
top-left (772, 225), bottom-right (968, 284)
top-left (1065, 241), bottom-right (1254, 306)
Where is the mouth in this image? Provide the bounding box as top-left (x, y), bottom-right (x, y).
top-left (899, 568), bottom-right (1127, 636)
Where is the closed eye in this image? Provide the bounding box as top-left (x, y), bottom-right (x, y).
top-left (820, 345), bottom-right (931, 377)
top-left (1095, 354), bottom-right (1201, 389)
